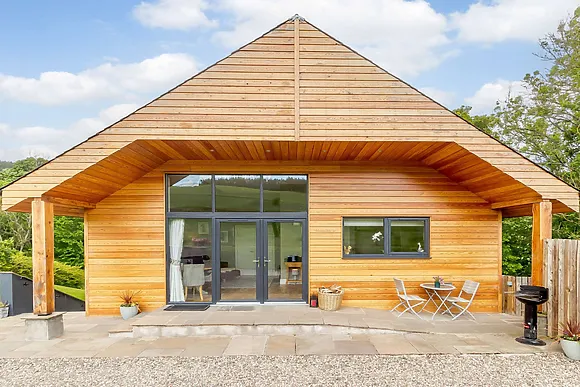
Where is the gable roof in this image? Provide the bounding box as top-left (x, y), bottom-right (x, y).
top-left (1, 15), bottom-right (578, 217)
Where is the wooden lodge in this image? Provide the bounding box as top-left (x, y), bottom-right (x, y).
top-left (1, 15), bottom-right (578, 316)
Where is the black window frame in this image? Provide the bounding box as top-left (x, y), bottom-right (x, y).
top-left (167, 174), bottom-right (308, 214)
top-left (342, 217), bottom-right (430, 259)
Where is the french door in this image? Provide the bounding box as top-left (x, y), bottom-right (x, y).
top-left (216, 219), bottom-right (306, 303)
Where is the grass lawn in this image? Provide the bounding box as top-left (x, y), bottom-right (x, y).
top-left (55, 285), bottom-right (85, 301)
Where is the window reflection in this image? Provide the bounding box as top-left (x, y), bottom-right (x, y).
top-left (215, 175), bottom-right (260, 212)
top-left (390, 220), bottom-right (426, 253)
top-left (263, 175), bottom-right (307, 212)
top-left (168, 175), bottom-right (212, 212)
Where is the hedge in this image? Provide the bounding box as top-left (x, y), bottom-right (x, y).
top-left (0, 239), bottom-right (84, 289)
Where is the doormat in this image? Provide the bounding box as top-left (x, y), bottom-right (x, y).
top-left (164, 304), bottom-right (210, 311)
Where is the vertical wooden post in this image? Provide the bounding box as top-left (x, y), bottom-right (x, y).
top-left (531, 200), bottom-right (552, 286)
top-left (293, 16), bottom-right (300, 141)
top-left (32, 198), bottom-right (55, 315)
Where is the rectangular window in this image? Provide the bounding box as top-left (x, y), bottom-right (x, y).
top-left (168, 175), bottom-right (212, 212)
top-left (214, 175), bottom-right (261, 212)
top-left (263, 175), bottom-right (308, 212)
top-left (343, 217), bottom-right (429, 258)
top-left (167, 174), bottom-right (307, 214)
top-left (169, 218), bottom-right (212, 302)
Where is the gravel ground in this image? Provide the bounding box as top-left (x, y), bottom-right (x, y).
top-left (1, 354), bottom-right (579, 387)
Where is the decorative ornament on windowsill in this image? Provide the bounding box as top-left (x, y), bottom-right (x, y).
top-left (371, 231), bottom-right (385, 254)
top-left (417, 242), bottom-right (424, 253)
top-left (433, 276), bottom-right (444, 288)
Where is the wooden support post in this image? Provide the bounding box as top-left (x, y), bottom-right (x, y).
top-left (532, 200), bottom-right (552, 286)
top-left (32, 198), bottom-right (55, 315)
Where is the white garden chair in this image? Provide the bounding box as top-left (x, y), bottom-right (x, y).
top-left (391, 278), bottom-right (426, 320)
top-left (443, 280), bottom-right (480, 320)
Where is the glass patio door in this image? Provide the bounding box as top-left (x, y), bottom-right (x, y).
top-left (263, 220), bottom-right (305, 301)
top-left (217, 220), bottom-right (259, 302)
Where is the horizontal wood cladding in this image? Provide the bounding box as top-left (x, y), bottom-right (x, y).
top-left (295, 21), bottom-right (578, 213)
top-left (84, 161), bottom-right (500, 314)
top-left (85, 170), bottom-right (166, 315)
top-left (1, 18), bottom-right (577, 216)
top-left (308, 167), bottom-right (501, 312)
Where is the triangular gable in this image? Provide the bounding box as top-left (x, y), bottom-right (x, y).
top-left (1, 16), bottom-right (578, 214)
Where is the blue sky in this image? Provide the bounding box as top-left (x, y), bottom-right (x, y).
top-left (0, 0), bottom-right (579, 160)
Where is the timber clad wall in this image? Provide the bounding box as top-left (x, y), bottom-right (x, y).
top-left (308, 168), bottom-right (500, 312)
top-left (85, 171), bottom-right (166, 314)
top-left (85, 162), bottom-right (500, 315)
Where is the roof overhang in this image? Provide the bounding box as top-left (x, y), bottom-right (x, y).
top-left (1, 139), bottom-right (577, 218)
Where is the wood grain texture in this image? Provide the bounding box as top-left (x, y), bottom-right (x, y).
top-left (532, 201), bottom-right (552, 286)
top-left (544, 239), bottom-right (580, 337)
top-left (32, 198), bottom-right (55, 315)
top-left (1, 18), bottom-right (577, 215)
top-left (85, 161), bottom-right (501, 315)
top-left (2, 22), bottom-right (577, 217)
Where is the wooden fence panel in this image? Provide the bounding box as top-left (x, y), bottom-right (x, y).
top-left (543, 239), bottom-right (580, 337)
top-left (502, 275), bottom-right (530, 316)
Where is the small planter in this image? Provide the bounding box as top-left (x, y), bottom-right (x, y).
top-left (0, 306), bottom-right (9, 319)
top-left (120, 305), bottom-right (139, 320)
top-left (561, 339), bottom-right (580, 361)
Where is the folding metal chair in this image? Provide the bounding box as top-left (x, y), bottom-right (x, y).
top-left (391, 278), bottom-right (426, 319)
top-left (444, 280), bottom-right (480, 320)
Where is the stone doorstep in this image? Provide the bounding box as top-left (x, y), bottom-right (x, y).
top-left (127, 324), bottom-right (401, 338)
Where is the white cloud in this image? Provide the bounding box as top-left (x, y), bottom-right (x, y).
top-left (465, 79), bottom-right (525, 114)
top-left (419, 87), bottom-right (456, 108)
top-left (0, 103), bottom-right (139, 161)
top-left (0, 54), bottom-right (198, 106)
top-left (133, 0), bottom-right (218, 30)
top-left (451, 0), bottom-right (580, 43)
top-left (133, 0), bottom-right (455, 78)
top-left (214, 0), bottom-right (454, 77)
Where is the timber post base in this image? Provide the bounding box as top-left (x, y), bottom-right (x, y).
top-left (22, 312), bottom-right (65, 340)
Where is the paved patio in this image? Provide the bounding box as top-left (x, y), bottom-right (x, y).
top-left (0, 306), bottom-right (560, 358)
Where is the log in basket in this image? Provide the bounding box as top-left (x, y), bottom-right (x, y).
top-left (318, 285), bottom-right (344, 311)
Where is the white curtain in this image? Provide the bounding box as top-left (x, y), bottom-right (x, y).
top-left (169, 218), bottom-right (185, 302)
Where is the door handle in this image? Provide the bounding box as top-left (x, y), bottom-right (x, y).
top-left (264, 259), bottom-right (271, 263)
top-left (252, 260), bottom-right (260, 263)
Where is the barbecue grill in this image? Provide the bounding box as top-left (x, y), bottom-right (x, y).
top-left (515, 285), bottom-right (549, 346)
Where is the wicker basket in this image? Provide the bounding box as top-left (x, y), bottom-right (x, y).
top-left (318, 288), bottom-right (344, 311)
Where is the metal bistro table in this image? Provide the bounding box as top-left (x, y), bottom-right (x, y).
top-left (420, 283), bottom-right (456, 320)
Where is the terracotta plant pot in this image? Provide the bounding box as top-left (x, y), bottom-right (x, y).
top-left (561, 339), bottom-right (580, 361)
top-left (120, 305), bottom-right (139, 320)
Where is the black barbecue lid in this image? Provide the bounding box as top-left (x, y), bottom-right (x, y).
top-left (519, 285), bottom-right (548, 292)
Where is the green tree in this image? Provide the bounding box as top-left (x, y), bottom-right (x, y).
top-left (453, 105), bottom-right (499, 136)
top-left (54, 216), bottom-right (84, 267)
top-left (494, 8), bottom-right (580, 242)
top-left (0, 157), bottom-right (85, 265)
top-left (0, 157), bottom-right (46, 251)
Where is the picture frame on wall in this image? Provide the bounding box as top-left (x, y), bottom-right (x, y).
top-left (221, 230), bottom-right (229, 243)
top-left (198, 222), bottom-right (209, 235)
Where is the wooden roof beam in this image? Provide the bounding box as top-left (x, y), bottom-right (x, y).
top-left (490, 197), bottom-right (543, 210)
top-left (41, 195), bottom-right (96, 209)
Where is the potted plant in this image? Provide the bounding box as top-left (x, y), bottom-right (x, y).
top-left (560, 320), bottom-right (580, 360)
top-left (119, 290), bottom-right (141, 320)
top-left (0, 300), bottom-right (9, 318)
top-left (433, 276), bottom-right (444, 288)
